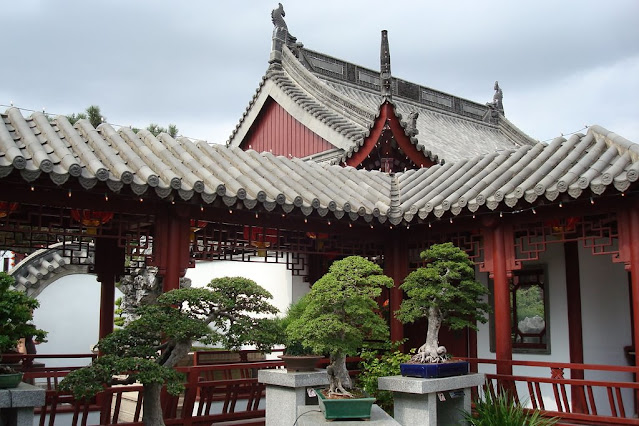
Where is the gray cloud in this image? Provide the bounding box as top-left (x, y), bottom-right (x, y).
top-left (1, 0), bottom-right (637, 144)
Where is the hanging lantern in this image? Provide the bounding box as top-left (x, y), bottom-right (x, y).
top-left (243, 226), bottom-right (278, 256)
top-left (70, 209), bottom-right (114, 234)
top-left (545, 216), bottom-right (579, 236)
top-left (190, 220), bottom-right (207, 242)
top-left (0, 202), bottom-right (19, 218)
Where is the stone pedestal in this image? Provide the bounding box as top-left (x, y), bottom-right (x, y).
top-left (0, 382), bottom-right (45, 426)
top-left (295, 404), bottom-right (400, 425)
top-left (258, 369), bottom-right (329, 426)
top-left (378, 373), bottom-right (485, 426)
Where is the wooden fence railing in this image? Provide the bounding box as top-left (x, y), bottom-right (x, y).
top-left (22, 357), bottom-right (286, 426)
top-left (463, 357), bottom-right (639, 425)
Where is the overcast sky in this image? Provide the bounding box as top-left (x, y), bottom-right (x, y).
top-left (2, 0), bottom-right (638, 145)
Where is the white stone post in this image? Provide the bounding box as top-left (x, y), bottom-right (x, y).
top-left (258, 369), bottom-right (329, 426)
top-left (0, 382), bottom-right (45, 426)
top-left (378, 373), bottom-right (485, 425)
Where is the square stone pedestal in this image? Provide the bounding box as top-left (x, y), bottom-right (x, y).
top-left (258, 369), bottom-right (329, 426)
top-left (378, 373), bottom-right (485, 426)
top-left (0, 382), bottom-right (45, 426)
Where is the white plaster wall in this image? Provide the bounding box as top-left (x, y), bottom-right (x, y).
top-left (578, 243), bottom-right (632, 415)
top-left (476, 242), bottom-right (633, 415)
top-left (31, 274), bottom-right (122, 368)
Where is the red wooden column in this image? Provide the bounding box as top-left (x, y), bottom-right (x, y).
top-left (492, 225), bottom-right (513, 376)
top-left (94, 237), bottom-right (124, 340)
top-left (384, 232), bottom-right (408, 345)
top-left (154, 206), bottom-right (191, 293)
top-left (564, 241), bottom-right (586, 413)
top-left (628, 206), bottom-right (639, 377)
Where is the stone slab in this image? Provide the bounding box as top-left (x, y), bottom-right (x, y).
top-left (295, 404), bottom-right (400, 426)
top-left (378, 373), bottom-right (485, 394)
top-left (0, 383), bottom-right (45, 407)
top-left (258, 369), bottom-right (329, 388)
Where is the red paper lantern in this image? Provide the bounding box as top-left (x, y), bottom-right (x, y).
top-left (0, 202), bottom-right (19, 218)
top-left (243, 226), bottom-right (278, 250)
top-left (70, 209), bottom-right (114, 231)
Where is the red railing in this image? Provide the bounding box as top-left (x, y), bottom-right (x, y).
top-left (23, 358), bottom-right (285, 425)
top-left (463, 357), bottom-right (639, 425)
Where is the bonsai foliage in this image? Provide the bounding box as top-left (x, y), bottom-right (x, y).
top-left (287, 256), bottom-right (393, 396)
top-left (396, 242), bottom-right (490, 363)
top-left (60, 277), bottom-right (279, 426)
top-left (281, 294), bottom-right (315, 356)
top-left (358, 341), bottom-right (411, 414)
top-left (0, 272), bottom-right (47, 356)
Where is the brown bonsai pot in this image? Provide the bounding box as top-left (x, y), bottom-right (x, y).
top-left (278, 355), bottom-right (324, 372)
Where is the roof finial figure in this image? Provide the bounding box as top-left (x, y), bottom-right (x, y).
top-left (492, 81), bottom-right (504, 114)
top-left (270, 3), bottom-right (298, 64)
top-left (271, 3), bottom-right (288, 30)
top-left (405, 112), bottom-right (419, 137)
top-left (380, 30), bottom-right (392, 100)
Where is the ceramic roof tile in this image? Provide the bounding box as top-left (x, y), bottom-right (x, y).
top-left (1, 108), bottom-right (637, 225)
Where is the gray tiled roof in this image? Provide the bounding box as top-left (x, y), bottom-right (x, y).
top-left (228, 45), bottom-right (537, 164)
top-left (1, 108), bottom-right (637, 226)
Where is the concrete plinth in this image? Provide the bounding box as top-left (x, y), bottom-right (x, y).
top-left (295, 404), bottom-right (400, 426)
top-left (378, 373), bottom-right (485, 426)
top-left (0, 382), bottom-right (45, 426)
top-left (258, 369), bottom-right (329, 426)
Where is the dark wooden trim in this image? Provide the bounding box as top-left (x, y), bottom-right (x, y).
top-left (384, 232), bottom-right (408, 346)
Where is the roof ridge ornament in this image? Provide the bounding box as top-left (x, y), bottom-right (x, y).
top-left (380, 30), bottom-right (392, 100)
top-left (270, 3), bottom-right (299, 65)
top-left (483, 80), bottom-right (504, 123)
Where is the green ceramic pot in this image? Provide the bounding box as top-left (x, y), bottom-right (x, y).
top-left (0, 372), bottom-right (23, 389)
top-left (315, 388), bottom-right (375, 420)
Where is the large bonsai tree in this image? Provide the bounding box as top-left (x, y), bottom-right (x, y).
top-left (0, 272), bottom-right (47, 366)
top-left (287, 256), bottom-right (393, 396)
top-left (60, 277), bottom-right (280, 426)
top-left (396, 242), bottom-right (490, 363)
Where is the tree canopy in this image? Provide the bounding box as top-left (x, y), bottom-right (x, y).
top-left (66, 105), bottom-right (178, 138)
top-left (287, 256), bottom-right (393, 394)
top-left (0, 272), bottom-right (47, 355)
top-left (396, 242), bottom-right (490, 331)
top-left (60, 276), bottom-right (279, 425)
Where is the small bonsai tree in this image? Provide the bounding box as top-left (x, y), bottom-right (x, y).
top-left (395, 242), bottom-right (490, 363)
top-left (60, 277), bottom-right (280, 426)
top-left (0, 272), bottom-right (47, 371)
top-left (287, 256), bottom-right (393, 396)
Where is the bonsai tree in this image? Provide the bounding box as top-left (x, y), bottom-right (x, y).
top-left (287, 256), bottom-right (393, 396)
top-left (0, 272), bottom-right (47, 371)
top-left (60, 276), bottom-right (280, 426)
top-left (395, 242), bottom-right (490, 363)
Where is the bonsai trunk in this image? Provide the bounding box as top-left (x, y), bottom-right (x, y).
top-left (327, 352), bottom-right (352, 396)
top-left (142, 382), bottom-right (165, 426)
top-left (412, 306), bottom-right (448, 363)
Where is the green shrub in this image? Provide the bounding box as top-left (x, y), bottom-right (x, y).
top-left (358, 342), bottom-right (411, 414)
top-left (464, 390), bottom-right (558, 425)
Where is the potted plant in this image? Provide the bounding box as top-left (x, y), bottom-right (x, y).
top-left (0, 272), bottom-right (47, 388)
top-left (278, 296), bottom-right (324, 372)
top-left (395, 242), bottom-right (490, 378)
top-left (287, 256), bottom-right (394, 420)
top-left (60, 276), bottom-right (280, 426)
